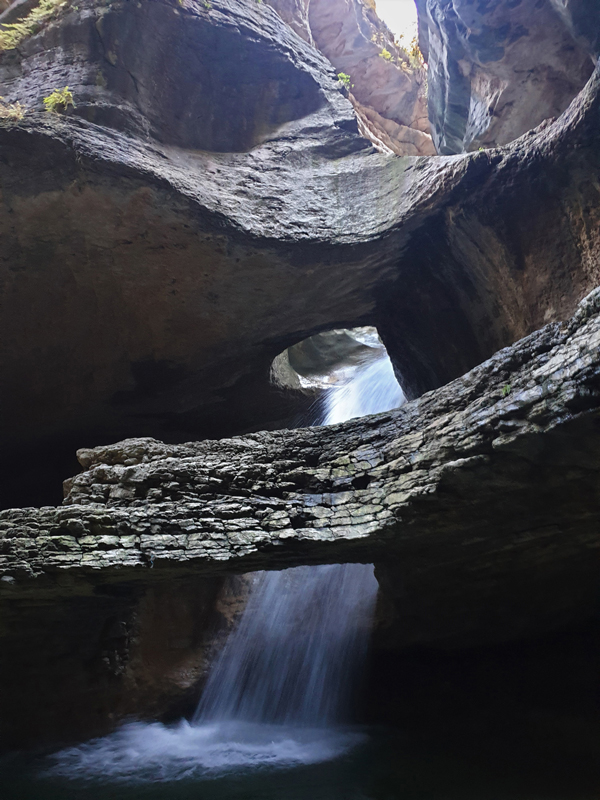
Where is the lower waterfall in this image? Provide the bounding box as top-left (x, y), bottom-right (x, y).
top-left (47, 349), bottom-right (404, 783)
top-left (194, 564), bottom-right (377, 727)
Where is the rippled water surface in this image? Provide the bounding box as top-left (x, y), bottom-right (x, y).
top-left (1, 726), bottom-right (597, 800)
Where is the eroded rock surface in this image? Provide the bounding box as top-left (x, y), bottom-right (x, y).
top-left (1, 0), bottom-right (599, 513)
top-left (3, 289), bottom-right (600, 645)
top-left (266, 0), bottom-right (434, 155)
top-left (417, 0), bottom-right (596, 152)
top-left (550, 0), bottom-right (600, 57)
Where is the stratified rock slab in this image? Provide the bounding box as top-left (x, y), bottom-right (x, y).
top-left (2, 289), bottom-right (599, 648)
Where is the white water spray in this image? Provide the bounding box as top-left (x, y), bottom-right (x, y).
top-left (48, 347), bottom-right (403, 783)
top-left (194, 564), bottom-right (377, 726)
top-left (324, 351), bottom-right (405, 424)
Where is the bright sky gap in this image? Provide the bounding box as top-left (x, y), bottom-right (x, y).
top-left (375, 0), bottom-right (418, 40)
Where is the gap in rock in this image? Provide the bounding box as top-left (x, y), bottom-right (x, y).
top-left (271, 325), bottom-right (406, 426)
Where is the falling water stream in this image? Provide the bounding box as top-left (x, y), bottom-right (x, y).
top-left (35, 348), bottom-right (404, 786)
top-left (2, 350), bottom-right (596, 798)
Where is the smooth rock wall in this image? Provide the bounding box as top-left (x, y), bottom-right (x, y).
top-left (417, 0), bottom-right (595, 153)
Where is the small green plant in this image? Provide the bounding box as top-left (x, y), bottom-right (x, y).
top-left (337, 72), bottom-right (353, 89)
top-left (379, 48), bottom-right (393, 61)
top-left (0, 0), bottom-right (68, 51)
top-left (0, 97), bottom-right (26, 121)
top-left (502, 384), bottom-right (512, 398)
top-left (43, 86), bottom-right (75, 113)
top-left (203, 0), bottom-right (211, 7)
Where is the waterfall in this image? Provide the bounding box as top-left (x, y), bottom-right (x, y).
top-left (191, 349), bottom-right (403, 731)
top-left (47, 348), bottom-right (404, 783)
top-left (323, 350), bottom-right (405, 424)
top-left (194, 564), bottom-right (377, 727)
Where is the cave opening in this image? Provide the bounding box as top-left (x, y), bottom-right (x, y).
top-left (375, 0), bottom-right (419, 42)
top-left (271, 325), bottom-right (406, 426)
top-left (1, 0), bottom-right (599, 794)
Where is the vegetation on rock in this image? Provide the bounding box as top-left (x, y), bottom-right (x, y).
top-left (43, 86), bottom-right (75, 113)
top-left (0, 96), bottom-right (25, 120)
top-left (0, 0), bottom-right (68, 51)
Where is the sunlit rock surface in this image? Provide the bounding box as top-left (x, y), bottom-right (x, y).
top-left (266, 0), bottom-right (435, 155)
top-left (416, 0), bottom-right (595, 152)
top-left (1, 0), bottom-right (600, 508)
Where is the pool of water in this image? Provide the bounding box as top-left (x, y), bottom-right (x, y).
top-left (1, 724), bottom-right (597, 800)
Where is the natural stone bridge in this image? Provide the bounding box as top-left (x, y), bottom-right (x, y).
top-left (1, 0), bottom-right (600, 754)
top-left (3, 289), bottom-right (599, 651)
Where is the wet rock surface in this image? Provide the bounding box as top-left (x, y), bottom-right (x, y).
top-left (2, 289), bottom-right (600, 643)
top-left (0, 0), bottom-right (599, 752)
top-left (0, 0), bottom-right (598, 610)
top-left (417, 0), bottom-right (596, 152)
top-left (1, 287), bottom-right (599, 748)
top-left (1, 1), bottom-right (600, 508)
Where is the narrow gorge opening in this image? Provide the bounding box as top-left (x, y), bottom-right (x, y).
top-left (271, 325), bottom-right (405, 425)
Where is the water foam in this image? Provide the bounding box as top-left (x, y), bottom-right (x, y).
top-left (323, 354), bottom-right (404, 424)
top-left (47, 720), bottom-right (366, 783)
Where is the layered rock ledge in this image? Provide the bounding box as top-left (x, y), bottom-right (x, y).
top-left (3, 288), bottom-right (600, 649)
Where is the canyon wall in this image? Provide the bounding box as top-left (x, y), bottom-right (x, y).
top-left (416, 0), bottom-right (596, 152)
top-left (0, 0), bottom-right (599, 752)
top-left (1, 0), bottom-right (599, 508)
top-left (2, 289), bottom-right (599, 745)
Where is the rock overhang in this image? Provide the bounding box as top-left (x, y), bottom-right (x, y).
top-left (0, 0), bottom-right (600, 519)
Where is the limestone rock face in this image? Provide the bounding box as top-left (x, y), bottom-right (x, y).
top-left (1, 0), bottom-right (600, 512)
top-left (263, 0), bottom-right (313, 44)
top-left (306, 0), bottom-right (434, 155)
top-left (3, 290), bottom-right (600, 632)
top-left (266, 0), bottom-right (435, 155)
top-left (417, 0), bottom-right (595, 153)
top-left (1, 290), bottom-right (600, 747)
top-left (550, 0), bottom-right (600, 56)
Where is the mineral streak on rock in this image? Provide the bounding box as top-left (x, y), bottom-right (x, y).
top-left (2, 289), bottom-right (599, 648)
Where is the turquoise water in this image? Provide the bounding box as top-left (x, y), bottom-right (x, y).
top-left (1, 727), bottom-right (596, 800)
